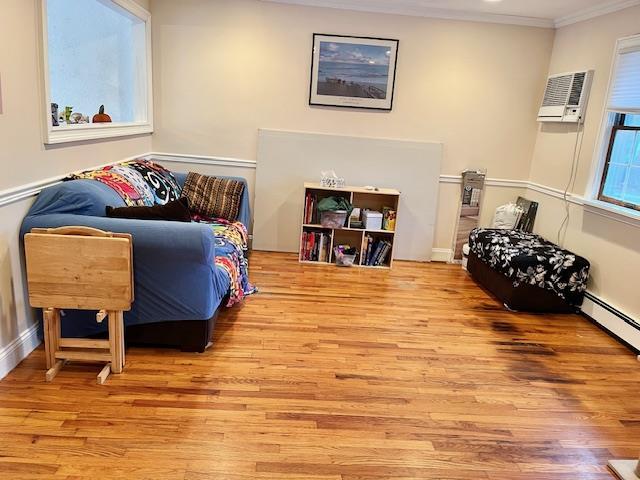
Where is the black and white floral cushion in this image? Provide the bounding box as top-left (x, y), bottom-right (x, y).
top-left (468, 228), bottom-right (590, 306)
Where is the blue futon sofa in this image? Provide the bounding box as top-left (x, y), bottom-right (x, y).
top-left (21, 172), bottom-right (250, 352)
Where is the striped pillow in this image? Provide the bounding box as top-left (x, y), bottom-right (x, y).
top-left (181, 172), bottom-right (244, 221)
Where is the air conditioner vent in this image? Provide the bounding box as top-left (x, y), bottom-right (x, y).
top-left (538, 70), bottom-right (593, 123)
top-left (542, 75), bottom-right (572, 107)
top-left (568, 72), bottom-right (586, 106)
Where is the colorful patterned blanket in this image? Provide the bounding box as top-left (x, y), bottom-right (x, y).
top-left (67, 159), bottom-right (255, 307)
top-left (193, 215), bottom-right (257, 306)
top-left (69, 159), bottom-right (181, 206)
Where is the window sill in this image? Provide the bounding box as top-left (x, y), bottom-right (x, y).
top-left (45, 122), bottom-right (153, 145)
top-left (582, 198), bottom-right (640, 228)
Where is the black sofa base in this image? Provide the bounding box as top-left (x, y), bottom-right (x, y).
top-left (124, 312), bottom-right (218, 353)
top-left (467, 252), bottom-right (577, 313)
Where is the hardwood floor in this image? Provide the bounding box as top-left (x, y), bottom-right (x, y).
top-left (1, 251), bottom-right (638, 479)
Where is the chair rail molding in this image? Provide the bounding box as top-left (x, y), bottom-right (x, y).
top-left (0, 154), bottom-right (149, 209)
top-left (144, 153), bottom-right (257, 169)
top-left (3, 152), bottom-right (640, 233)
top-left (439, 175), bottom-right (529, 188)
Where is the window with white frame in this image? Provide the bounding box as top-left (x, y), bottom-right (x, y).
top-left (41, 0), bottom-right (152, 144)
top-left (594, 35), bottom-right (640, 211)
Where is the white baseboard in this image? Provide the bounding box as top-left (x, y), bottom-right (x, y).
top-left (581, 293), bottom-right (640, 352)
top-left (0, 323), bottom-right (41, 380)
top-left (431, 248), bottom-right (453, 263)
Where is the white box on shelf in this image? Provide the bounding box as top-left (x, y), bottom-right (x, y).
top-left (363, 210), bottom-right (383, 230)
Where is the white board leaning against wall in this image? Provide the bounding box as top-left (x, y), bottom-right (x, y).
top-left (254, 129), bottom-right (442, 261)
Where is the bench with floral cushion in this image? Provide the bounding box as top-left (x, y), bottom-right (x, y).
top-left (467, 228), bottom-right (590, 313)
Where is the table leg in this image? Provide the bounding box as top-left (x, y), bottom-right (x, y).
top-left (43, 308), bottom-right (59, 370)
top-left (117, 311), bottom-right (125, 371)
top-left (108, 311), bottom-right (123, 374)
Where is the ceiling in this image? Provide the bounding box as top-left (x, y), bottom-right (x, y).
top-left (260, 0), bottom-right (640, 27)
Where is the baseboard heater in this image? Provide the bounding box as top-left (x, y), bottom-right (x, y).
top-left (581, 292), bottom-right (640, 355)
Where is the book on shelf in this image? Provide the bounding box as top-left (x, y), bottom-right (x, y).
top-left (300, 231), bottom-right (331, 262)
top-left (363, 235), bottom-right (373, 265)
top-left (363, 235), bottom-right (392, 266)
top-left (304, 193), bottom-right (318, 224)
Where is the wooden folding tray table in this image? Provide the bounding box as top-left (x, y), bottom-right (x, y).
top-left (24, 226), bottom-right (134, 384)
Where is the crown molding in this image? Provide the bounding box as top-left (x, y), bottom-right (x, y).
top-left (261, 0), bottom-right (640, 29)
top-left (259, 0), bottom-right (554, 28)
top-left (555, 0), bottom-right (640, 28)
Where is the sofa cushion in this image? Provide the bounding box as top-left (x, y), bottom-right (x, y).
top-left (106, 197), bottom-right (192, 222)
top-left (181, 172), bottom-right (245, 221)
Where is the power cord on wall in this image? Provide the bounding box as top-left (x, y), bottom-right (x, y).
top-left (557, 116), bottom-right (585, 247)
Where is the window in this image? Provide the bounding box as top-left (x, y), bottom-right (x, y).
top-left (593, 35), bottom-right (640, 212)
top-left (40, 0), bottom-right (152, 144)
top-left (599, 114), bottom-right (640, 209)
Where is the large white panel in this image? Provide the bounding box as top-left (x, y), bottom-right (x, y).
top-left (254, 129), bottom-right (442, 261)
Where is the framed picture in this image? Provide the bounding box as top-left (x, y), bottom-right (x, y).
top-left (309, 34), bottom-right (399, 111)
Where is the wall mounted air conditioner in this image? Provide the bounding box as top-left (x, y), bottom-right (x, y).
top-left (537, 70), bottom-right (594, 123)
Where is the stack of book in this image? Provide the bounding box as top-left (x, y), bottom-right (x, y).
top-left (303, 193), bottom-right (318, 224)
top-left (301, 231), bottom-right (331, 262)
top-left (362, 235), bottom-right (392, 266)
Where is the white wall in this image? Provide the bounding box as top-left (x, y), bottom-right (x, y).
top-left (0, 0), bottom-right (152, 375)
top-left (149, 0), bottom-right (554, 251)
top-left (528, 4), bottom-right (640, 323)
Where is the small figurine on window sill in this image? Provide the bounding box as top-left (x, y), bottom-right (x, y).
top-left (92, 105), bottom-right (112, 123)
top-left (51, 103), bottom-right (59, 127)
top-left (63, 106), bottom-right (73, 124)
top-left (69, 112), bottom-right (89, 124)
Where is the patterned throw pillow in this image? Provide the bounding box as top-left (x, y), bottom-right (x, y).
top-left (181, 172), bottom-right (245, 221)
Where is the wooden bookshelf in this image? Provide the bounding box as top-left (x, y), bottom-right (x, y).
top-left (299, 182), bottom-right (400, 269)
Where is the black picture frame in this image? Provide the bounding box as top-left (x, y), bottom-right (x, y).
top-left (309, 33), bottom-right (399, 111)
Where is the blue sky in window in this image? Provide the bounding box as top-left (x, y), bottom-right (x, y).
top-left (47, 0), bottom-right (141, 123)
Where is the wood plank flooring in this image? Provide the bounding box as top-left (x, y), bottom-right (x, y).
top-left (1, 251), bottom-right (639, 479)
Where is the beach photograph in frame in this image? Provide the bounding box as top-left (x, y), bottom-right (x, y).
top-left (309, 34), bottom-right (399, 111)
